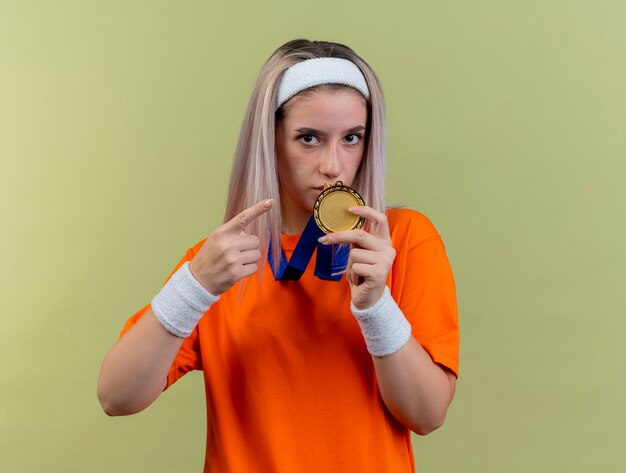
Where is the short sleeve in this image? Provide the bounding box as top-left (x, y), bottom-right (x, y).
top-left (119, 239), bottom-right (208, 389)
top-left (387, 209), bottom-right (460, 377)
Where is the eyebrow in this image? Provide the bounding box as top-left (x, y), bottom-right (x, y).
top-left (295, 125), bottom-right (366, 135)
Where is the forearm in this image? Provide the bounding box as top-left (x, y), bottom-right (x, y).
top-left (98, 257), bottom-right (222, 416)
top-left (350, 286), bottom-right (456, 434)
top-left (97, 308), bottom-right (183, 416)
top-left (372, 337), bottom-right (456, 435)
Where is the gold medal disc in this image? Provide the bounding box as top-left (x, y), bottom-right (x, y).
top-left (313, 181), bottom-right (366, 234)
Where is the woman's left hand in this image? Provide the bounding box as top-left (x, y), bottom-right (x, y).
top-left (319, 206), bottom-right (395, 310)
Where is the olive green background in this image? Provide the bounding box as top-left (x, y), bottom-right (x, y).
top-left (1, 1), bottom-right (624, 471)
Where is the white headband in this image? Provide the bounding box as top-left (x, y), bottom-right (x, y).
top-left (276, 57), bottom-right (370, 110)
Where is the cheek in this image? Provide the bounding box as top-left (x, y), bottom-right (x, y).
top-left (277, 148), bottom-right (310, 189)
top-left (283, 146), bottom-right (313, 174)
top-left (348, 149), bottom-right (365, 175)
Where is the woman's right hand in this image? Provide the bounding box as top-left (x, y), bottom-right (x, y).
top-left (189, 199), bottom-right (273, 295)
top-left (97, 200), bottom-right (273, 416)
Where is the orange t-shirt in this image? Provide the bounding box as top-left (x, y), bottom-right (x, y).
top-left (121, 208), bottom-right (459, 472)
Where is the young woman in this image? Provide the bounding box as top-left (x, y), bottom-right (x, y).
top-left (98, 39), bottom-right (459, 472)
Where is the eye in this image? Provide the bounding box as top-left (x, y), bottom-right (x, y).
top-left (344, 133), bottom-right (362, 145)
top-left (298, 134), bottom-right (320, 145)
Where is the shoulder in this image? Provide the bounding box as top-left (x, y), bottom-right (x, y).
top-left (385, 207), bottom-right (441, 249)
top-left (173, 238), bottom-right (208, 268)
top-left (157, 237), bottom-right (208, 286)
top-left (187, 238), bottom-right (208, 260)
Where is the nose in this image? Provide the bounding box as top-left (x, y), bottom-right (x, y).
top-left (319, 142), bottom-right (342, 180)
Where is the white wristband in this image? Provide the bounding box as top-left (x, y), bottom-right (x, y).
top-left (350, 286), bottom-right (412, 357)
top-left (151, 262), bottom-right (219, 338)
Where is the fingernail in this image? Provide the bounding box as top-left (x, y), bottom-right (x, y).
top-left (318, 236), bottom-right (329, 244)
top-left (263, 199), bottom-right (273, 208)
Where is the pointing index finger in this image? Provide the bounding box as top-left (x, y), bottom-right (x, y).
top-left (223, 199), bottom-right (273, 234)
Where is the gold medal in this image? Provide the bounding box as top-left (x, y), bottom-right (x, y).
top-left (313, 181), bottom-right (366, 234)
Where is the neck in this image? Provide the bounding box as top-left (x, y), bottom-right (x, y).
top-left (281, 211), bottom-right (311, 235)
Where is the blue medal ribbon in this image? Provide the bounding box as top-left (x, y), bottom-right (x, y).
top-left (268, 215), bottom-right (349, 281)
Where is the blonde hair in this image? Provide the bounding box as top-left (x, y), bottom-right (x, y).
top-left (224, 39), bottom-right (387, 268)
